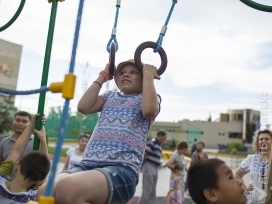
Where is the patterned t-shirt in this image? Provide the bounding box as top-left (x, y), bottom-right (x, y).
top-left (81, 91), bottom-right (161, 174)
top-left (0, 160), bottom-right (37, 204)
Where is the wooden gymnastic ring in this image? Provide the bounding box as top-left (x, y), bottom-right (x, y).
top-left (109, 42), bottom-right (116, 79)
top-left (134, 41), bottom-right (168, 76)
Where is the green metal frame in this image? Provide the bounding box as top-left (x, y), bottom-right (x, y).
top-left (240, 0), bottom-right (272, 12)
top-left (33, 0), bottom-right (59, 150)
top-left (0, 0), bottom-right (26, 32)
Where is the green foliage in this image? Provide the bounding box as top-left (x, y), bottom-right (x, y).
top-left (230, 147), bottom-right (237, 155)
top-left (227, 141), bottom-right (244, 152)
top-left (147, 133), bottom-right (152, 142)
top-left (72, 129), bottom-right (80, 136)
top-left (161, 139), bottom-right (177, 150)
top-left (44, 107), bottom-right (99, 139)
top-left (48, 146), bottom-right (68, 157)
top-left (0, 97), bottom-right (18, 133)
top-left (171, 138), bottom-right (177, 149)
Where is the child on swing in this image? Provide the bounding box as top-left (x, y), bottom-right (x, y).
top-left (37, 59), bottom-right (162, 204)
top-left (166, 164), bottom-right (183, 204)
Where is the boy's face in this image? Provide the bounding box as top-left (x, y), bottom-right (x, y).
top-left (117, 64), bottom-right (143, 94)
top-left (207, 164), bottom-right (246, 204)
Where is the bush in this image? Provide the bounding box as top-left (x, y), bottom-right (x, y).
top-left (230, 148), bottom-right (237, 155)
top-left (227, 141), bottom-right (244, 152)
top-left (48, 146), bottom-right (69, 157)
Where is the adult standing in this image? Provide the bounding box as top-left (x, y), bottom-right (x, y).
top-left (62, 132), bottom-right (91, 171)
top-left (235, 129), bottom-right (272, 204)
top-left (0, 111), bottom-right (33, 164)
top-left (137, 130), bottom-right (167, 204)
top-left (190, 138), bottom-right (197, 156)
top-left (166, 140), bottom-right (189, 200)
top-left (191, 142), bottom-right (208, 164)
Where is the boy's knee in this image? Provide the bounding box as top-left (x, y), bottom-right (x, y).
top-left (55, 177), bottom-right (75, 202)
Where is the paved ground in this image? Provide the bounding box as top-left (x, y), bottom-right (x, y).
top-left (50, 152), bottom-right (250, 203)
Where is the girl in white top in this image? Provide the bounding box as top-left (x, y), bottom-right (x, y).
top-left (234, 129), bottom-right (272, 204)
top-left (63, 132), bottom-right (90, 170)
top-left (166, 141), bottom-right (189, 200)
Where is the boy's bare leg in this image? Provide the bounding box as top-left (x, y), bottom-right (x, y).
top-left (55, 170), bottom-right (109, 204)
top-left (37, 173), bottom-right (70, 198)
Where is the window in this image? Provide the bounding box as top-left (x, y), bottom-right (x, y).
top-left (237, 114), bottom-right (243, 121)
top-left (229, 132), bottom-right (242, 139)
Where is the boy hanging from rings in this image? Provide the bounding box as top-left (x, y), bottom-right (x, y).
top-left (38, 59), bottom-right (162, 204)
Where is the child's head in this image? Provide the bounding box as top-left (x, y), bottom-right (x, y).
top-left (114, 59), bottom-right (143, 94)
top-left (187, 158), bottom-right (246, 204)
top-left (16, 151), bottom-right (50, 184)
top-left (171, 163), bottom-right (183, 176)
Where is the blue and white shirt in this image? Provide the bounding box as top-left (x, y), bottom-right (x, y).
top-left (145, 138), bottom-right (162, 167)
top-left (240, 154), bottom-right (269, 204)
top-left (81, 91), bottom-right (161, 175)
top-left (0, 160), bottom-right (37, 204)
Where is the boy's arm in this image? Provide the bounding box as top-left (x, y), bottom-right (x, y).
top-left (34, 126), bottom-right (48, 158)
top-left (78, 64), bottom-right (109, 114)
top-left (0, 141), bottom-right (4, 165)
top-left (6, 114), bottom-right (39, 164)
top-left (141, 64), bottom-right (160, 119)
top-left (0, 157), bottom-right (3, 165)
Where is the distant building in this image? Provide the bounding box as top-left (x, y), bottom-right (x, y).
top-left (0, 39), bottom-right (22, 104)
top-left (149, 109), bottom-right (260, 149)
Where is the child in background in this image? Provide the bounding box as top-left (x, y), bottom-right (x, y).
top-left (166, 164), bottom-right (183, 204)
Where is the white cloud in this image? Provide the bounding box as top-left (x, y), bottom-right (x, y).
top-left (1, 0), bottom-right (272, 123)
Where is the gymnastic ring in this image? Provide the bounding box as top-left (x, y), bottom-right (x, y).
top-left (134, 41), bottom-right (168, 76)
top-left (109, 42), bottom-right (116, 79)
top-left (240, 0), bottom-right (272, 12)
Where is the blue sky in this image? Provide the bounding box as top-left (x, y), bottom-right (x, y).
top-left (0, 0), bottom-right (271, 125)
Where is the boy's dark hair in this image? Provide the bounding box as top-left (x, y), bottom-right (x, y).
top-left (157, 130), bottom-right (166, 137)
top-left (19, 151), bottom-right (50, 182)
top-left (186, 158), bottom-right (225, 204)
top-left (14, 111), bottom-right (32, 121)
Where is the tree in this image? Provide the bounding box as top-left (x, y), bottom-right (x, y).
top-left (0, 97), bottom-right (18, 133)
top-left (44, 106), bottom-right (98, 139)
